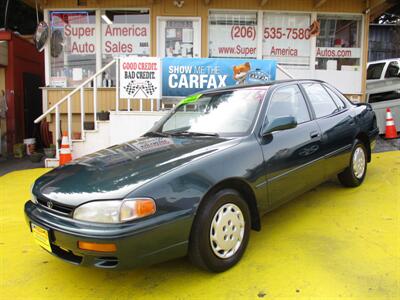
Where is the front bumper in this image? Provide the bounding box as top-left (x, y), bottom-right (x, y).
top-left (24, 201), bottom-right (192, 269)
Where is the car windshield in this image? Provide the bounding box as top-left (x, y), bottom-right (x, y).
top-left (154, 89), bottom-right (266, 137)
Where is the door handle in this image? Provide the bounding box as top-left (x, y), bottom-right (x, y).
top-left (310, 131), bottom-right (320, 138)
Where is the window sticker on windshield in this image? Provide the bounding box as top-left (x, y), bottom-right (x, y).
top-left (178, 93), bottom-right (202, 106)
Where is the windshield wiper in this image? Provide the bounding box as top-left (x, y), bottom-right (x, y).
top-left (144, 131), bottom-right (170, 137)
top-left (170, 131), bottom-right (219, 137)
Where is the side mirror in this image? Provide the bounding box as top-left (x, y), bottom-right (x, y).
top-left (262, 116), bottom-right (297, 136)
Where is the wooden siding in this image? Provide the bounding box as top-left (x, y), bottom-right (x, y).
top-left (46, 88), bottom-right (158, 114)
top-left (42, 0), bottom-right (365, 12)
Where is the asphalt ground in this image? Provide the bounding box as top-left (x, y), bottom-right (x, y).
top-left (0, 156), bottom-right (44, 177)
top-left (0, 151), bottom-right (399, 299)
top-left (374, 136), bottom-right (400, 153)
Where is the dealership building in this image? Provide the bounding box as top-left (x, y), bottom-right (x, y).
top-left (34, 0), bottom-right (391, 96)
top-left (0, 0), bottom-right (394, 158)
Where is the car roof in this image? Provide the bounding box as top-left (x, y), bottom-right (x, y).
top-left (201, 79), bottom-right (326, 94)
top-left (367, 58), bottom-right (400, 65)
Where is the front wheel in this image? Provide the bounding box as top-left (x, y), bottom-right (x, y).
top-left (338, 140), bottom-right (367, 187)
top-left (189, 189), bottom-right (251, 272)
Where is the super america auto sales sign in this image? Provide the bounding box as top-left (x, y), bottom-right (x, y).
top-left (62, 23), bottom-right (150, 56)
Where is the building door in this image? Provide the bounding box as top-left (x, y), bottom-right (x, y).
top-left (157, 17), bottom-right (201, 58)
top-left (0, 67), bottom-right (6, 156)
top-left (23, 73), bottom-right (42, 143)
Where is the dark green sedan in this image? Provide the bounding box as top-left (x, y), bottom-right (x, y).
top-left (25, 80), bottom-right (379, 272)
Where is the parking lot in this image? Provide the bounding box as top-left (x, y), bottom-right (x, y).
top-left (0, 151), bottom-right (398, 299)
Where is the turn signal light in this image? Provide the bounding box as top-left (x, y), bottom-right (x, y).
top-left (137, 199), bottom-right (156, 216)
top-left (120, 198), bottom-right (156, 222)
top-left (78, 241), bottom-right (117, 252)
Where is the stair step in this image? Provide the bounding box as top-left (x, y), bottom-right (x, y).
top-left (44, 158), bottom-right (59, 168)
top-left (84, 129), bottom-right (99, 133)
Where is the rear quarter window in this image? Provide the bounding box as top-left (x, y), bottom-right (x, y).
top-left (323, 84), bottom-right (346, 109)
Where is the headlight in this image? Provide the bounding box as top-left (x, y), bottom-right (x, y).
top-left (30, 184), bottom-right (38, 204)
top-left (73, 200), bottom-right (121, 223)
top-left (73, 198), bottom-right (156, 223)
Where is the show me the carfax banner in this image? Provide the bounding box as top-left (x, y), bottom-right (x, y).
top-left (161, 57), bottom-right (276, 97)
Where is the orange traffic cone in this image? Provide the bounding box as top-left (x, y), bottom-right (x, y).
top-left (385, 108), bottom-right (398, 139)
top-left (59, 131), bottom-right (72, 165)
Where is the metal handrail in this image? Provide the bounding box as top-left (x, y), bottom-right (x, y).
top-left (276, 64), bottom-right (295, 79)
top-left (34, 58), bottom-right (117, 160)
top-left (34, 59), bottom-right (116, 124)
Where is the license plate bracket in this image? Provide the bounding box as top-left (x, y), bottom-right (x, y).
top-left (31, 223), bottom-right (52, 252)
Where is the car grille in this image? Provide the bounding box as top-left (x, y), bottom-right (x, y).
top-left (36, 197), bottom-right (74, 216)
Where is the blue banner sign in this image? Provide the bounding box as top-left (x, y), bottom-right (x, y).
top-left (162, 57), bottom-right (276, 97)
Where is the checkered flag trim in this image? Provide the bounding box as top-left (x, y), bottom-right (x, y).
top-left (123, 80), bottom-right (157, 98)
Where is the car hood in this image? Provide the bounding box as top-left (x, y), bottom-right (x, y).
top-left (33, 136), bottom-right (238, 206)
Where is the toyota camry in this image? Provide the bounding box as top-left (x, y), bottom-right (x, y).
top-left (25, 79), bottom-right (379, 272)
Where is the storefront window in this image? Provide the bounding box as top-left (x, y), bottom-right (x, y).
top-left (262, 12), bottom-right (311, 66)
top-left (316, 15), bottom-right (362, 71)
top-left (49, 11), bottom-right (96, 87)
top-left (208, 11), bottom-right (257, 59)
top-left (164, 20), bottom-right (197, 57)
top-left (101, 10), bottom-right (150, 86)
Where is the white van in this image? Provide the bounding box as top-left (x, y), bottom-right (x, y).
top-left (366, 59), bottom-right (400, 134)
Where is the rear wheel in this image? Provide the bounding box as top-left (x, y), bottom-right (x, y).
top-left (338, 140), bottom-right (367, 187)
top-left (189, 189), bottom-right (251, 272)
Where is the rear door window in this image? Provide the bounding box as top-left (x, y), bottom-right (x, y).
top-left (302, 83), bottom-right (339, 118)
top-left (367, 63), bottom-right (385, 80)
top-left (384, 61), bottom-right (400, 78)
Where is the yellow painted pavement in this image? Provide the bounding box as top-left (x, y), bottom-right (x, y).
top-left (0, 151), bottom-right (399, 299)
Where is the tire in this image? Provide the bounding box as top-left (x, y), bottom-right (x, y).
top-left (189, 188), bottom-right (251, 273)
top-left (338, 139), bottom-right (368, 187)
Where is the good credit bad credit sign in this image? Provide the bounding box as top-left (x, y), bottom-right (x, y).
top-left (119, 57), bottom-right (161, 99)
